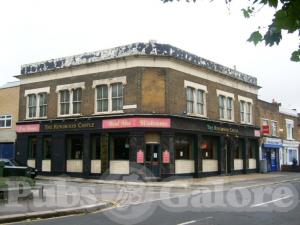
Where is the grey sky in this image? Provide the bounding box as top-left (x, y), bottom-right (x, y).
top-left (0, 0), bottom-right (299, 111)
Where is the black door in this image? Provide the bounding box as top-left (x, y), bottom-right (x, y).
top-left (145, 144), bottom-right (160, 177)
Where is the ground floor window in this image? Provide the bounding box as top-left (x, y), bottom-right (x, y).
top-left (110, 135), bottom-right (129, 160)
top-left (43, 136), bottom-right (52, 159)
top-left (67, 135), bottom-right (83, 159)
top-left (248, 140), bottom-right (257, 159)
top-left (235, 139), bottom-right (243, 159)
top-left (288, 149), bottom-right (298, 164)
top-left (91, 134), bottom-right (101, 160)
top-left (175, 135), bottom-right (194, 160)
top-left (201, 136), bottom-right (218, 159)
top-left (28, 136), bottom-right (37, 159)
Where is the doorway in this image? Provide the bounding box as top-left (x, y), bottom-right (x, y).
top-left (145, 144), bottom-right (160, 177)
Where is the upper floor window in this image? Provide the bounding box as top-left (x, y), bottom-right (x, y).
top-left (56, 82), bottom-right (85, 117)
top-left (111, 83), bottom-right (123, 111)
top-left (25, 87), bottom-right (50, 119)
top-left (217, 90), bottom-right (235, 121)
top-left (60, 90), bottom-right (70, 115)
top-left (184, 80), bottom-right (207, 117)
top-left (59, 88), bottom-right (82, 116)
top-left (238, 96), bottom-right (253, 124)
top-left (0, 115), bottom-right (12, 128)
top-left (28, 94), bottom-right (37, 118)
top-left (93, 76), bottom-right (126, 114)
top-left (72, 88), bottom-right (82, 114)
top-left (96, 85), bottom-right (108, 112)
top-left (286, 119), bottom-right (294, 140)
top-left (39, 93), bottom-right (47, 118)
top-left (271, 121), bottom-right (277, 136)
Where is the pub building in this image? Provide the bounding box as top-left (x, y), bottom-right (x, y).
top-left (15, 42), bottom-right (261, 179)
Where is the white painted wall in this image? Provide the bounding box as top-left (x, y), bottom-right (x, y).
top-left (66, 160), bottom-right (83, 173)
top-left (248, 159), bottom-right (257, 169)
top-left (91, 160), bottom-right (101, 174)
top-left (234, 159), bottom-right (243, 170)
top-left (202, 160), bottom-right (218, 172)
top-left (175, 160), bottom-right (195, 174)
top-left (110, 160), bottom-right (129, 174)
top-left (42, 160), bottom-right (51, 172)
top-left (27, 159), bottom-right (36, 168)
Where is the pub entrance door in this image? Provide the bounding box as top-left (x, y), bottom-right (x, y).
top-left (145, 144), bottom-right (161, 177)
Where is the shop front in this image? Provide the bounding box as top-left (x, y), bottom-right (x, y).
top-left (282, 140), bottom-right (300, 166)
top-left (261, 137), bottom-right (282, 172)
top-left (15, 116), bottom-right (260, 179)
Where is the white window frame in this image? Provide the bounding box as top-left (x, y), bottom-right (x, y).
top-left (217, 90), bottom-right (235, 122)
top-left (0, 115), bottom-right (12, 128)
top-left (285, 119), bottom-right (294, 140)
top-left (24, 87), bottom-right (50, 119)
top-left (184, 80), bottom-right (207, 117)
top-left (56, 82), bottom-right (85, 117)
top-left (271, 120), bottom-right (278, 137)
top-left (288, 148), bottom-right (298, 165)
top-left (238, 95), bottom-right (253, 124)
top-left (92, 76), bottom-right (126, 115)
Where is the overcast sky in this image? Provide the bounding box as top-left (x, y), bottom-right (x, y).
top-left (0, 0), bottom-right (299, 111)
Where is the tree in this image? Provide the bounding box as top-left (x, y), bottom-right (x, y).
top-left (161, 0), bottom-right (300, 62)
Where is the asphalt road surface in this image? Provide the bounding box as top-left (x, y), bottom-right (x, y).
top-left (8, 175), bottom-right (300, 225)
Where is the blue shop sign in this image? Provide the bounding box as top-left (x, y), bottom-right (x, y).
top-left (263, 137), bottom-right (282, 149)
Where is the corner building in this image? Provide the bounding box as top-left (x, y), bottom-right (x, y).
top-left (15, 42), bottom-right (261, 179)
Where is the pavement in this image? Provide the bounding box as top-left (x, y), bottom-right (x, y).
top-left (35, 172), bottom-right (290, 189)
top-left (1, 172), bottom-right (300, 224)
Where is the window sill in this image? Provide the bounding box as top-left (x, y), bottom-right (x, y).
top-left (25, 117), bottom-right (48, 120)
top-left (186, 113), bottom-right (207, 118)
top-left (57, 114), bottom-right (82, 118)
top-left (0, 127), bottom-right (12, 129)
top-left (93, 111), bottom-right (124, 116)
top-left (219, 118), bottom-right (235, 123)
top-left (240, 121), bottom-right (253, 125)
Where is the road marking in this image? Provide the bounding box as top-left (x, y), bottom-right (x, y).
top-left (177, 216), bottom-right (213, 225)
top-left (177, 220), bottom-right (197, 225)
top-left (250, 195), bottom-right (291, 207)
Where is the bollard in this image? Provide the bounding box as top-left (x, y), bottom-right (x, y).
top-left (0, 161), bottom-right (4, 177)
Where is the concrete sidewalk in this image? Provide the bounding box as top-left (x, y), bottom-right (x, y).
top-left (36, 172), bottom-right (300, 189)
top-left (0, 182), bottom-right (113, 224)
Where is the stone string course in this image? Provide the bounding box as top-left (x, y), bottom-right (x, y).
top-left (20, 42), bottom-right (257, 86)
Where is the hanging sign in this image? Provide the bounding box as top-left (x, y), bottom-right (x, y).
top-left (262, 125), bottom-right (270, 135)
top-left (137, 150), bottom-right (144, 163)
top-left (163, 150), bottom-right (170, 164)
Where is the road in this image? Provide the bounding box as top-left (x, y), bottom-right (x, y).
top-left (7, 174), bottom-right (300, 225)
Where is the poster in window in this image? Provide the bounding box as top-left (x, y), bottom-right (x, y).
top-left (163, 150), bottom-right (170, 164)
top-left (137, 150), bottom-right (144, 163)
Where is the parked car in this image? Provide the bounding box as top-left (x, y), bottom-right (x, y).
top-left (0, 158), bottom-right (37, 178)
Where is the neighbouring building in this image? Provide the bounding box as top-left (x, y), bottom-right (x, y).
top-left (279, 107), bottom-right (299, 166)
top-left (15, 42), bottom-right (261, 179)
top-left (0, 81), bottom-right (20, 159)
top-left (256, 99), bottom-right (299, 172)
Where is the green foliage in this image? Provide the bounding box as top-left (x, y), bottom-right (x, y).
top-left (161, 0), bottom-right (300, 62)
top-left (248, 31), bottom-right (263, 45)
